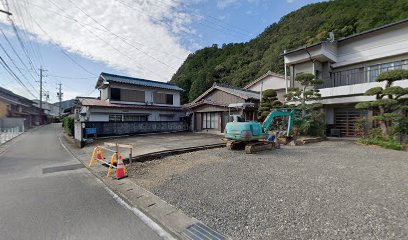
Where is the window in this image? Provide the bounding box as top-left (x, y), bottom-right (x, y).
top-left (368, 60), bottom-right (408, 82)
top-left (110, 88), bottom-right (121, 101)
top-left (109, 114), bottom-right (122, 122)
top-left (394, 61), bottom-right (402, 70)
top-left (153, 92), bottom-right (173, 105)
top-left (123, 115), bottom-right (148, 121)
top-left (202, 112), bottom-right (218, 129)
top-left (166, 94), bottom-right (173, 105)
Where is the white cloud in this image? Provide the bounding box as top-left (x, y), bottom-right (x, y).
top-left (217, 0), bottom-right (239, 9)
top-left (0, 0), bottom-right (197, 82)
top-left (286, 0), bottom-right (295, 3)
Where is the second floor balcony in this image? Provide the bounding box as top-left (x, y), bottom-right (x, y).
top-left (319, 60), bottom-right (408, 89)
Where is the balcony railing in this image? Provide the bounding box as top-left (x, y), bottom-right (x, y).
top-left (318, 62), bottom-right (408, 88)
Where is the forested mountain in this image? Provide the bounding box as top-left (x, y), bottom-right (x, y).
top-left (170, 0), bottom-right (408, 104)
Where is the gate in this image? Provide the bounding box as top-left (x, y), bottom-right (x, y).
top-left (334, 108), bottom-right (367, 137)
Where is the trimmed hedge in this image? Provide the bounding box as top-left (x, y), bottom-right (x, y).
top-left (63, 116), bottom-right (74, 136)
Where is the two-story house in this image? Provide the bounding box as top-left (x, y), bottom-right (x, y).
top-left (0, 86), bottom-right (42, 130)
top-left (283, 19), bottom-right (408, 136)
top-left (74, 72), bottom-right (186, 141)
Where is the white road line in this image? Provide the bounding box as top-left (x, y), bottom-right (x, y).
top-left (58, 134), bottom-right (176, 240)
top-left (103, 185), bottom-right (176, 240)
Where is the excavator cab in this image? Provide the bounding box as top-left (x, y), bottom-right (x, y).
top-left (225, 108), bottom-right (296, 153)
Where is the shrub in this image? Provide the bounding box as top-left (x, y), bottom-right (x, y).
top-left (358, 137), bottom-right (405, 151)
top-left (63, 116), bottom-right (74, 136)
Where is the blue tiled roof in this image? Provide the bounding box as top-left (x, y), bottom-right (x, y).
top-left (99, 72), bottom-right (184, 92)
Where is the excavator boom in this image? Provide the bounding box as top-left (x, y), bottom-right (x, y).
top-left (261, 108), bottom-right (295, 136)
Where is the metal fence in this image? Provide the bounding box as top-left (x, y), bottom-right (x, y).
top-left (83, 121), bottom-right (189, 137)
top-left (319, 62), bottom-right (408, 88)
top-left (0, 127), bottom-right (22, 144)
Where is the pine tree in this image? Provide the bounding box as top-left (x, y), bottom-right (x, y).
top-left (258, 89), bottom-right (282, 121)
top-left (355, 69), bottom-right (408, 136)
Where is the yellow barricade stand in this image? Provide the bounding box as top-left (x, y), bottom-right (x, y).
top-left (107, 152), bottom-right (127, 177)
top-left (89, 145), bottom-right (105, 167)
top-left (89, 142), bottom-right (131, 178)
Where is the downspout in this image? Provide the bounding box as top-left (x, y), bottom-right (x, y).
top-left (304, 48), bottom-right (316, 74)
top-left (284, 63), bottom-right (288, 94)
top-left (284, 50), bottom-right (288, 94)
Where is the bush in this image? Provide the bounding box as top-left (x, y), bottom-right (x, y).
top-left (63, 116), bottom-right (74, 136)
top-left (358, 137), bottom-right (405, 151)
top-left (293, 111), bottom-right (326, 137)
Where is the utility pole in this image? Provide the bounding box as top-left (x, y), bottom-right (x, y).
top-left (38, 67), bottom-right (47, 125)
top-left (57, 82), bottom-right (63, 119)
top-left (39, 68), bottom-right (43, 124)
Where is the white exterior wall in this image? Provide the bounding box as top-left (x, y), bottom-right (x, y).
top-left (246, 75), bottom-right (286, 92)
top-left (319, 79), bottom-right (408, 104)
top-left (105, 83), bottom-right (181, 107)
top-left (334, 25), bottom-right (408, 68)
top-left (86, 107), bottom-right (185, 122)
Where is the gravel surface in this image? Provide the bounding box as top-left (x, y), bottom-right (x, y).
top-left (129, 140), bottom-right (408, 240)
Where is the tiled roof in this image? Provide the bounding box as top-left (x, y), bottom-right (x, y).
top-left (98, 72), bottom-right (184, 92)
top-left (77, 97), bottom-right (183, 111)
top-left (191, 82), bottom-right (260, 104)
top-left (283, 18), bottom-right (408, 56)
top-left (214, 83), bottom-right (260, 100)
top-left (0, 86), bottom-right (34, 106)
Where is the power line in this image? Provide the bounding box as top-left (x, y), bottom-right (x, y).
top-left (0, 28), bottom-right (40, 84)
top-left (47, 74), bottom-right (95, 79)
top-left (0, 41), bottom-right (39, 94)
top-left (13, 0), bottom-right (45, 66)
top-left (150, 0), bottom-right (253, 38)
top-left (6, 13), bottom-right (40, 75)
top-left (65, 0), bottom-right (178, 71)
top-left (29, 2), bottom-right (166, 80)
top-left (0, 55), bottom-right (36, 98)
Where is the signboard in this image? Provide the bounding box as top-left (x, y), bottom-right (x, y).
top-left (85, 128), bottom-right (97, 135)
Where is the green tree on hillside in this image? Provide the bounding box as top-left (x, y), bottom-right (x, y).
top-left (170, 0), bottom-right (408, 104)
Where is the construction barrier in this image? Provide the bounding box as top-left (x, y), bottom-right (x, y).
top-left (89, 142), bottom-right (133, 179)
top-left (89, 145), bottom-right (105, 167)
top-left (107, 151), bottom-right (127, 178)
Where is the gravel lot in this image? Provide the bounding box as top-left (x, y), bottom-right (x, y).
top-left (129, 140), bottom-right (408, 240)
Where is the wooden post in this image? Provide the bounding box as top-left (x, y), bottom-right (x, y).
top-left (129, 148), bottom-right (132, 166)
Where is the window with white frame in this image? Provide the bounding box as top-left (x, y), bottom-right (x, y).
top-left (109, 114), bottom-right (123, 122)
top-left (202, 112), bottom-right (218, 129)
top-left (368, 60), bottom-right (407, 82)
top-left (123, 115), bottom-right (148, 121)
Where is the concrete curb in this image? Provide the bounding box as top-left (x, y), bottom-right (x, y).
top-left (131, 143), bottom-right (225, 162)
top-left (59, 132), bottom-right (229, 240)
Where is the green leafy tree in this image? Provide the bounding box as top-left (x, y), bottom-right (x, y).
top-left (258, 89), bottom-right (283, 121)
top-left (285, 73), bottom-right (323, 117)
top-left (285, 73), bottom-right (325, 136)
top-left (356, 69), bottom-right (408, 136)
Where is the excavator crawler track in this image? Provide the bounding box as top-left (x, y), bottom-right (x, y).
top-left (245, 141), bottom-right (275, 154)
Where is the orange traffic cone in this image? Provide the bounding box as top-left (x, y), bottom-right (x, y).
top-left (116, 154), bottom-right (127, 179)
top-left (96, 148), bottom-right (103, 161)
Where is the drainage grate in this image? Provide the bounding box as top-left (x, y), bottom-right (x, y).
top-left (182, 223), bottom-right (227, 240)
top-left (42, 163), bottom-right (84, 174)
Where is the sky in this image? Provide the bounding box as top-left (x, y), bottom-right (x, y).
top-left (0, 0), bottom-right (322, 103)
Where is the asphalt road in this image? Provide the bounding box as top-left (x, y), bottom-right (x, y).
top-left (0, 124), bottom-right (165, 240)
